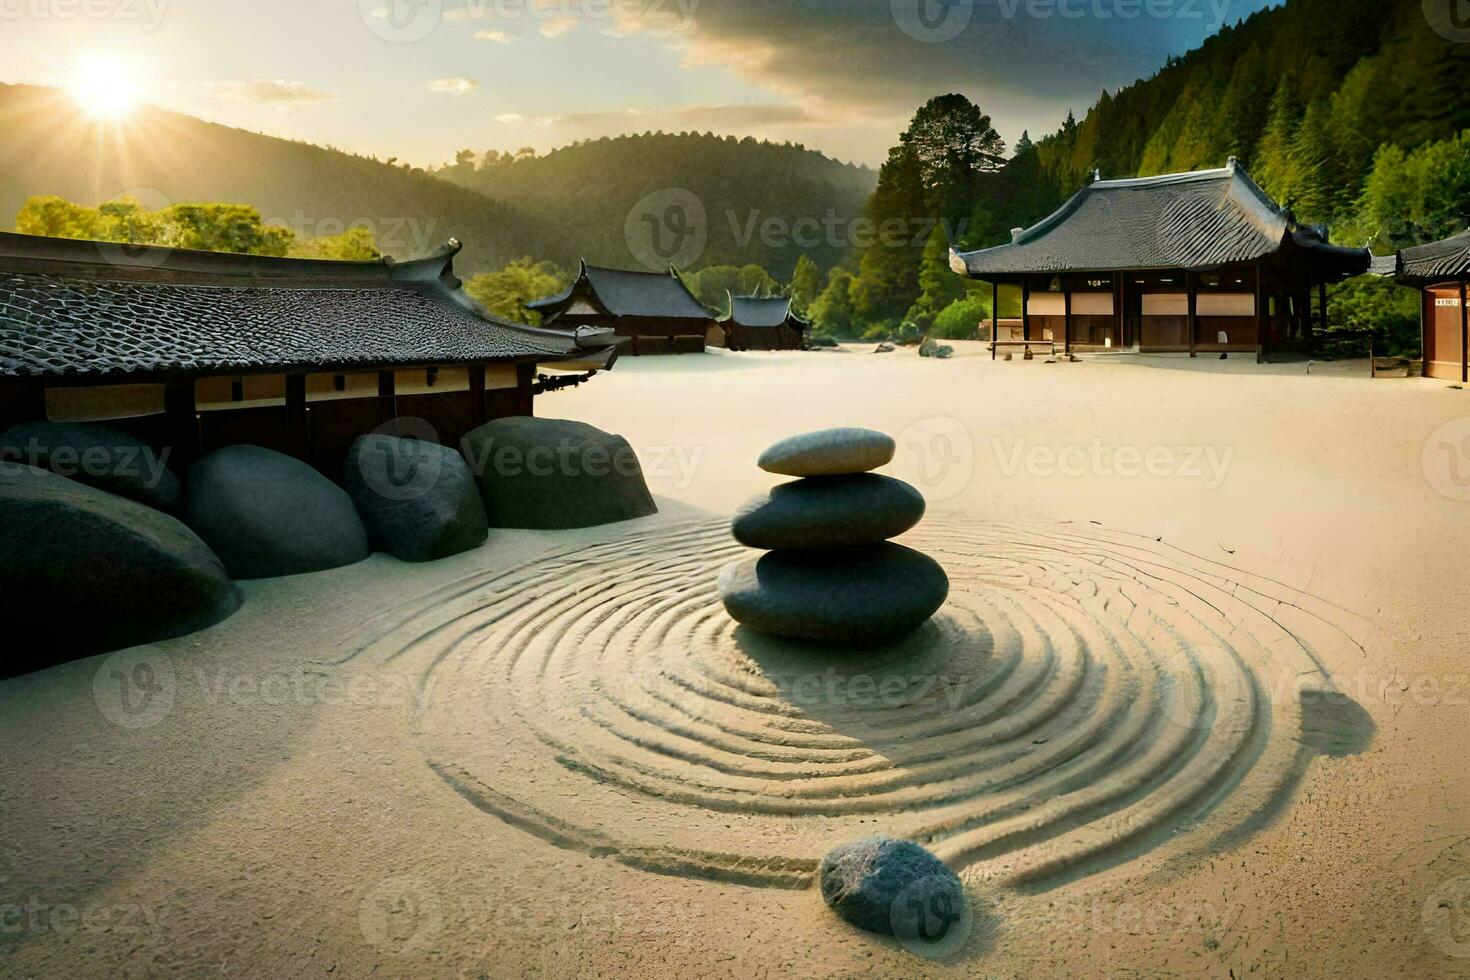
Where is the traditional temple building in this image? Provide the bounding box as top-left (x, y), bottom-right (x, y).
top-left (0, 233), bottom-right (618, 475)
top-left (1393, 230), bottom-right (1470, 382)
top-left (526, 260), bottom-right (719, 356)
top-left (950, 159), bottom-right (1372, 361)
top-left (721, 295), bottom-right (808, 351)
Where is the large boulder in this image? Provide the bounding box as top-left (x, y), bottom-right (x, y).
top-left (182, 446), bottom-right (369, 579)
top-left (461, 417), bottom-right (657, 530)
top-left (344, 435), bottom-right (489, 563)
top-left (0, 420), bottom-right (180, 512)
top-left (758, 428), bottom-right (895, 478)
top-left (0, 465), bottom-right (238, 672)
top-left (819, 837), bottom-right (967, 944)
top-left (719, 544), bottom-right (949, 643)
top-left (732, 475), bottom-right (925, 550)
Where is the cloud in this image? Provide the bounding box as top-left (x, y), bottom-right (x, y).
top-left (538, 14), bottom-right (578, 38)
top-left (474, 29), bottom-right (514, 43)
top-left (494, 112), bottom-right (525, 123)
top-left (429, 77), bottom-right (479, 96)
top-left (211, 80), bottom-right (335, 112)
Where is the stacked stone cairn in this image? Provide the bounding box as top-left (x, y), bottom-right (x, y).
top-left (718, 428), bottom-right (949, 644)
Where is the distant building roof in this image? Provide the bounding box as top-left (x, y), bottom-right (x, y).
top-left (1397, 229), bottom-right (1470, 285)
top-left (0, 233), bottom-right (597, 381)
top-left (725, 295), bottom-right (805, 329)
top-left (951, 159), bottom-right (1371, 278)
top-left (527, 261), bottom-right (713, 321)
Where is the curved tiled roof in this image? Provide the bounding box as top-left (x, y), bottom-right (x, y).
top-left (528, 261), bottom-right (713, 321)
top-left (0, 233), bottom-right (590, 380)
top-left (1397, 229), bottom-right (1470, 285)
top-left (726, 295), bottom-right (803, 328)
top-left (952, 161), bottom-right (1370, 277)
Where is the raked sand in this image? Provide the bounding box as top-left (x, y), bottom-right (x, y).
top-left (2, 341), bottom-right (1468, 977)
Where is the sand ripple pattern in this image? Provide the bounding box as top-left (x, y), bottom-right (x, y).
top-left (345, 519), bottom-right (1368, 891)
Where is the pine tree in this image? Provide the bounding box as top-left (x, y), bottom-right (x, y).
top-left (903, 225), bottom-right (968, 330)
top-left (788, 254), bottom-right (822, 315)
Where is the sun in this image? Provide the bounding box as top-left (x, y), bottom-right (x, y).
top-left (67, 56), bottom-right (145, 120)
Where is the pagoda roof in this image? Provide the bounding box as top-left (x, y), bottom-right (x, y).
top-left (1396, 229), bottom-right (1470, 285)
top-left (951, 160), bottom-right (1370, 279)
top-left (528, 261), bottom-right (713, 321)
top-left (725, 295), bottom-right (806, 329)
top-left (0, 233), bottom-right (601, 380)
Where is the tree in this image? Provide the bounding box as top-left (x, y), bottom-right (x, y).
top-left (788, 254), bottom-right (822, 315)
top-left (903, 225), bottom-right (968, 331)
top-left (1013, 130), bottom-right (1034, 158)
top-left (809, 268), bottom-right (857, 338)
top-left (289, 227), bottom-right (382, 261)
top-left (463, 257), bottom-right (569, 324)
top-left (848, 144), bottom-right (927, 329)
top-left (900, 94), bottom-right (1006, 224)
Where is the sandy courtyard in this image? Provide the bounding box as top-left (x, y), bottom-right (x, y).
top-left (3, 342), bottom-right (1468, 978)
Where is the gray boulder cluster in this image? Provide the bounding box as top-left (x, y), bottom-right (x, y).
top-left (0, 415), bottom-right (657, 673)
top-left (719, 428), bottom-right (949, 643)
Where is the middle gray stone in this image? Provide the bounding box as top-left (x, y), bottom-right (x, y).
top-left (732, 474), bottom-right (926, 550)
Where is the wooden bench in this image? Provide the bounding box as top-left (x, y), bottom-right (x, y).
top-left (990, 339), bottom-right (1058, 360)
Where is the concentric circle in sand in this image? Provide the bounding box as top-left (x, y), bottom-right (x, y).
top-left (343, 519), bottom-right (1368, 891)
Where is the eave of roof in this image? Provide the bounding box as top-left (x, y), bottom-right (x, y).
top-left (0, 233), bottom-right (616, 380)
top-left (725, 294), bottom-right (805, 328)
top-left (528, 260), bottom-right (713, 321)
top-left (1397, 229), bottom-right (1470, 285)
top-left (951, 160), bottom-right (1369, 278)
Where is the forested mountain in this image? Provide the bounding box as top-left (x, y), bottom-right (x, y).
top-left (0, 83), bottom-right (539, 274)
top-left (974, 0), bottom-right (1470, 249)
top-left (0, 85), bottom-right (874, 278)
top-left (435, 133), bottom-right (876, 279)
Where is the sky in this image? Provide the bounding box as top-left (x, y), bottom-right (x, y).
top-left (0, 0), bottom-right (1281, 168)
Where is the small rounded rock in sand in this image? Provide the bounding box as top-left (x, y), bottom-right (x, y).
top-left (820, 836), bottom-right (970, 957)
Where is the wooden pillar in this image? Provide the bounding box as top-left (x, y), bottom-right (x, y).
top-left (1022, 278), bottom-right (1031, 343)
top-left (285, 373), bottom-right (308, 460)
top-left (468, 363), bottom-right (487, 428)
top-left (991, 279), bottom-right (999, 359)
top-left (1114, 276), bottom-right (1125, 349)
top-left (163, 378), bottom-right (198, 464)
top-left (377, 371), bottom-right (396, 426)
top-left (1461, 275), bottom-right (1468, 385)
top-left (1255, 267), bottom-right (1267, 365)
top-left (1187, 271), bottom-right (1198, 358)
top-left (516, 362), bottom-right (536, 417)
top-left (1317, 281), bottom-right (1327, 356)
top-left (629, 329), bottom-right (640, 358)
top-left (1063, 287), bottom-right (1073, 355)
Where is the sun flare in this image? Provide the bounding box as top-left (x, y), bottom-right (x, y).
top-left (66, 56), bottom-right (145, 120)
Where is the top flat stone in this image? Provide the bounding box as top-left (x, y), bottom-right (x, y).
top-left (758, 428), bottom-right (896, 477)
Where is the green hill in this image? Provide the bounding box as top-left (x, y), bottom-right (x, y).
top-left (436, 132), bottom-right (876, 279)
top-left (975, 0), bottom-right (1470, 248)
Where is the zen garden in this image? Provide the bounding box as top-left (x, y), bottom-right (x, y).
top-left (0, 1), bottom-right (1468, 977)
